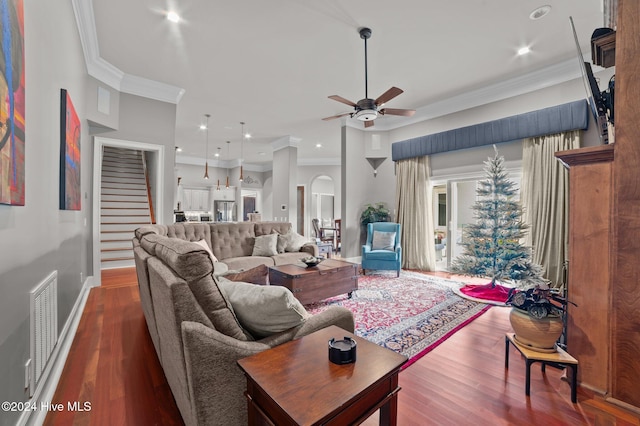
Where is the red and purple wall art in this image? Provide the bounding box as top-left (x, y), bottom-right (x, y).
top-left (60, 89), bottom-right (81, 210)
top-left (0, 0), bottom-right (25, 206)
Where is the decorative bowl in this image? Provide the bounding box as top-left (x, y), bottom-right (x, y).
top-left (302, 256), bottom-right (324, 268)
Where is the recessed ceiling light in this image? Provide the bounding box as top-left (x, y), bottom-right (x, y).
top-left (315, 143), bottom-right (322, 148)
top-left (199, 123), bottom-right (207, 130)
top-left (517, 46), bottom-right (531, 56)
top-left (167, 11), bottom-right (180, 23)
top-left (175, 147), bottom-right (182, 152)
top-left (529, 5), bottom-right (551, 20)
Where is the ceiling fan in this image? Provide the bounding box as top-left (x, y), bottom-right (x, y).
top-left (323, 27), bottom-right (415, 128)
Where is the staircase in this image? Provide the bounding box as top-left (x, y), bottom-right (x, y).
top-left (100, 146), bottom-right (153, 269)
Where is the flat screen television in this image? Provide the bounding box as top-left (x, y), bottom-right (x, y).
top-left (569, 17), bottom-right (613, 144)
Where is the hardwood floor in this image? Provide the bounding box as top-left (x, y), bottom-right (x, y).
top-left (44, 268), bottom-right (639, 425)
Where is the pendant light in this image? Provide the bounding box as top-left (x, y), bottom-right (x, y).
top-left (225, 141), bottom-right (231, 188)
top-left (216, 147), bottom-right (222, 190)
top-left (203, 114), bottom-right (211, 179)
top-left (239, 122), bottom-right (245, 182)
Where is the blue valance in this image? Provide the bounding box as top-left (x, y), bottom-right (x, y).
top-left (392, 99), bottom-right (588, 161)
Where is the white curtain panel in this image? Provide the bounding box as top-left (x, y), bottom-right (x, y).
top-left (521, 130), bottom-right (580, 288)
top-left (395, 156), bottom-right (436, 271)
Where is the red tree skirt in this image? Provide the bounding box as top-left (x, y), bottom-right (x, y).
top-left (459, 282), bottom-right (511, 303)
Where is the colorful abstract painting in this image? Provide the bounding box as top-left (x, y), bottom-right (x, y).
top-left (0, 0), bottom-right (25, 206)
top-left (60, 89), bottom-right (81, 210)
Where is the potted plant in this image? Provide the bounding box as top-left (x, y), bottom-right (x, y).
top-left (359, 202), bottom-right (391, 246)
top-left (360, 202), bottom-right (391, 227)
top-left (505, 283), bottom-right (567, 352)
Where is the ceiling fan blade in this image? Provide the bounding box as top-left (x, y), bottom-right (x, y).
top-left (322, 112), bottom-right (352, 121)
top-left (375, 87), bottom-right (404, 105)
top-left (328, 95), bottom-right (357, 107)
top-left (380, 108), bottom-right (416, 117)
top-left (364, 120), bottom-right (375, 128)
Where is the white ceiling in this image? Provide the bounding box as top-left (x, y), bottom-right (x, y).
top-left (77, 0), bottom-right (605, 168)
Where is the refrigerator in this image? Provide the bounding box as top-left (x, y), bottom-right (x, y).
top-left (215, 200), bottom-right (236, 222)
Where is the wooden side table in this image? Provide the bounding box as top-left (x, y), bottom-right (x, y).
top-left (505, 332), bottom-right (579, 403)
top-left (237, 325), bottom-right (408, 425)
top-left (317, 242), bottom-right (333, 258)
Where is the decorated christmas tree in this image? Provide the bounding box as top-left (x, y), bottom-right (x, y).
top-left (451, 150), bottom-right (545, 289)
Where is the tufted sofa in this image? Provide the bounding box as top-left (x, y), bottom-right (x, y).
top-left (134, 221), bottom-right (318, 271)
top-left (132, 226), bottom-right (354, 426)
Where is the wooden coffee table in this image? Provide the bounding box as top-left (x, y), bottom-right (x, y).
top-left (237, 325), bottom-right (408, 425)
top-left (269, 259), bottom-right (358, 305)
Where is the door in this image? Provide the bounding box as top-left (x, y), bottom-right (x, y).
top-left (243, 196), bottom-right (256, 221)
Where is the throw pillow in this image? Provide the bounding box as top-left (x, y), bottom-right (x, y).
top-left (220, 264), bottom-right (269, 285)
top-left (273, 230), bottom-right (287, 253)
top-left (371, 231), bottom-right (396, 251)
top-left (252, 233), bottom-right (278, 256)
top-left (188, 275), bottom-right (250, 341)
top-left (217, 279), bottom-right (311, 338)
top-left (281, 230), bottom-right (308, 252)
top-left (192, 239), bottom-right (218, 263)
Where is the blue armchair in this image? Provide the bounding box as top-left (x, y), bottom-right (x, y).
top-left (362, 222), bottom-right (402, 277)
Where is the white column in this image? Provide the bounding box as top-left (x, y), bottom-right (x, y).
top-left (271, 136), bottom-right (300, 229)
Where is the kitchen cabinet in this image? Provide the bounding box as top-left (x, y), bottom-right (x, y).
top-left (183, 188), bottom-right (210, 211)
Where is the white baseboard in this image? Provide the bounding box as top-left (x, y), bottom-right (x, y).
top-left (17, 275), bottom-right (96, 426)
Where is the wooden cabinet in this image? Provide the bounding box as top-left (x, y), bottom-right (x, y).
top-left (555, 0), bottom-right (640, 413)
top-left (609, 0), bottom-right (640, 410)
top-left (556, 145), bottom-right (614, 394)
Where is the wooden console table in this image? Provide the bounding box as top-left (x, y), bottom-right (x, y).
top-left (237, 325), bottom-right (408, 425)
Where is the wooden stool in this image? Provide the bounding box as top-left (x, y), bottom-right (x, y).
top-left (505, 332), bottom-right (579, 403)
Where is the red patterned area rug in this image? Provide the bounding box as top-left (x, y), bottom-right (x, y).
top-left (306, 271), bottom-right (491, 369)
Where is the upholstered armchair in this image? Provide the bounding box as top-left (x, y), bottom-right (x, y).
top-left (361, 222), bottom-right (402, 277)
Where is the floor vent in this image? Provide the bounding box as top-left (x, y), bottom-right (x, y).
top-left (29, 271), bottom-right (58, 396)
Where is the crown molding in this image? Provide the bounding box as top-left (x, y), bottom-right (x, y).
top-left (72, 0), bottom-right (185, 104)
top-left (298, 157), bottom-right (341, 166)
top-left (271, 136), bottom-right (302, 152)
top-left (176, 155), bottom-right (272, 172)
top-left (120, 74), bottom-right (185, 103)
top-left (349, 56), bottom-right (588, 132)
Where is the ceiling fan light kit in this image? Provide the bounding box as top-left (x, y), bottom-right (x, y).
top-left (323, 27), bottom-right (415, 127)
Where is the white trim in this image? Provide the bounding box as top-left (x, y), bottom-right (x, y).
top-left (71, 0), bottom-right (123, 91)
top-left (349, 56), bottom-right (594, 132)
top-left (271, 136), bottom-right (302, 152)
top-left (92, 137), bottom-right (165, 283)
top-left (298, 157), bottom-right (341, 166)
top-left (72, 0), bottom-right (184, 104)
top-left (120, 74), bottom-right (185, 104)
top-left (16, 276), bottom-right (96, 426)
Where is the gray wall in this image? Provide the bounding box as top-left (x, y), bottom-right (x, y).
top-left (341, 126), bottom-right (396, 258)
top-left (0, 3), bottom-right (180, 425)
top-left (0, 1), bottom-right (91, 424)
top-left (102, 93), bottom-right (177, 223)
top-left (389, 69), bottom-right (615, 155)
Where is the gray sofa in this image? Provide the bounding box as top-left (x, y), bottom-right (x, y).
top-left (132, 223), bottom-right (354, 426)
top-left (134, 221), bottom-right (319, 271)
